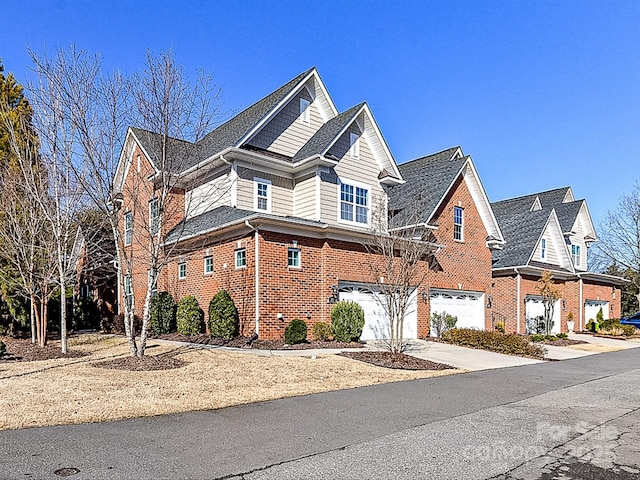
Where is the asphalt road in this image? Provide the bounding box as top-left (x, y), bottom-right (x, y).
top-left (1, 348), bottom-right (639, 480)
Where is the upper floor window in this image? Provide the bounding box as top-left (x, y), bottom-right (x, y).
top-left (541, 238), bottom-right (547, 259)
top-left (288, 248), bottom-right (301, 268)
top-left (349, 132), bottom-right (360, 159)
top-left (124, 211), bottom-right (133, 246)
top-left (148, 268), bottom-right (158, 295)
top-left (149, 198), bottom-right (159, 234)
top-left (178, 262), bottom-right (187, 280)
top-left (204, 255), bottom-right (213, 274)
top-left (235, 248), bottom-right (247, 269)
top-left (571, 244), bottom-right (581, 267)
top-left (340, 183), bottom-right (368, 224)
top-left (124, 275), bottom-right (132, 309)
top-left (299, 98), bottom-right (310, 125)
top-left (254, 178), bottom-right (271, 213)
top-left (453, 206), bottom-right (464, 241)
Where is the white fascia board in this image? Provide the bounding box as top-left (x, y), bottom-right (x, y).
top-left (577, 200), bottom-right (598, 242)
top-left (361, 103), bottom-right (402, 181)
top-left (526, 209), bottom-right (575, 272)
top-left (113, 128), bottom-right (146, 194)
top-left (129, 129), bottom-right (160, 175)
top-left (311, 69), bottom-right (340, 121)
top-left (462, 158), bottom-right (505, 244)
top-left (292, 154), bottom-right (339, 172)
top-left (178, 146), bottom-right (234, 180)
top-left (319, 105), bottom-right (365, 158)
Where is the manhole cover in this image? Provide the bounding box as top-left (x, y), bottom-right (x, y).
top-left (53, 467), bottom-right (80, 477)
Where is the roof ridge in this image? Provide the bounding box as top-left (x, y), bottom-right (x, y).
top-left (398, 146), bottom-right (462, 167)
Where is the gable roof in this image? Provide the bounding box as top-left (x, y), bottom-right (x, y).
top-left (387, 147), bottom-right (465, 226)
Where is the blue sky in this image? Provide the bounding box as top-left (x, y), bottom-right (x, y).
top-left (3, 0), bottom-right (639, 224)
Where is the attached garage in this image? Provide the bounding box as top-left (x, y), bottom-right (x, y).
top-left (525, 296), bottom-right (561, 334)
top-left (338, 282), bottom-right (417, 341)
top-left (429, 289), bottom-right (485, 335)
top-left (584, 300), bottom-right (609, 323)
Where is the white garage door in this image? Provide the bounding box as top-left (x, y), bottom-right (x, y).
top-left (429, 289), bottom-right (485, 336)
top-left (585, 300), bottom-right (609, 323)
top-left (525, 296), bottom-right (561, 334)
top-left (338, 283), bottom-right (417, 341)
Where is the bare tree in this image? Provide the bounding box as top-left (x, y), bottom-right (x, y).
top-left (536, 270), bottom-right (561, 335)
top-left (592, 183), bottom-right (640, 307)
top-left (26, 47), bottom-right (222, 356)
top-left (366, 200), bottom-right (438, 356)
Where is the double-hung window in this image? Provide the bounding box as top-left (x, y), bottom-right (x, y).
top-left (288, 248), bottom-right (300, 268)
top-left (124, 211), bottom-right (133, 246)
top-left (453, 206), bottom-right (464, 241)
top-left (178, 262), bottom-right (187, 280)
top-left (148, 268), bottom-right (158, 295)
top-left (149, 198), bottom-right (159, 234)
top-left (235, 248), bottom-right (247, 269)
top-left (124, 275), bottom-right (133, 309)
top-left (541, 238), bottom-right (547, 259)
top-left (571, 244), bottom-right (581, 267)
top-left (254, 178), bottom-right (271, 213)
top-left (340, 183), bottom-right (369, 225)
top-left (204, 255), bottom-right (213, 274)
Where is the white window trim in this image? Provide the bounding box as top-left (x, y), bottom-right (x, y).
top-left (572, 244), bottom-right (581, 267)
top-left (178, 262), bottom-right (187, 280)
top-left (124, 211), bottom-right (133, 246)
top-left (453, 206), bottom-right (464, 242)
top-left (337, 179), bottom-right (371, 226)
top-left (253, 177), bottom-right (272, 213)
top-left (349, 132), bottom-right (360, 159)
top-left (204, 255), bottom-right (214, 275)
top-left (235, 248), bottom-right (247, 269)
top-left (299, 98), bottom-right (310, 125)
top-left (288, 248), bottom-right (301, 269)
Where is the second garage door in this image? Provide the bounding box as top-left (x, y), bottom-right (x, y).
top-left (429, 289), bottom-right (485, 336)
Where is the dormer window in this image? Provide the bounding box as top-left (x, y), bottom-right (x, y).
top-left (299, 98), bottom-right (310, 125)
top-left (350, 133), bottom-right (360, 159)
top-left (571, 244), bottom-right (581, 267)
top-left (541, 238), bottom-right (546, 259)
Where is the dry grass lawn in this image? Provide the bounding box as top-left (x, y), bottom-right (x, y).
top-left (564, 343), bottom-right (628, 353)
top-left (0, 335), bottom-right (461, 431)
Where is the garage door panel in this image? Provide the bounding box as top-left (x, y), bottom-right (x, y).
top-left (525, 297), bottom-right (561, 334)
top-left (429, 290), bottom-right (485, 336)
top-left (585, 301), bottom-right (609, 323)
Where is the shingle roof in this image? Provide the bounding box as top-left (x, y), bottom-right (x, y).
top-left (292, 103), bottom-right (364, 163)
top-left (387, 147), bottom-right (465, 227)
top-left (190, 68), bottom-right (315, 170)
top-left (490, 186), bottom-right (584, 269)
top-left (164, 205), bottom-right (325, 244)
top-left (130, 127), bottom-right (195, 174)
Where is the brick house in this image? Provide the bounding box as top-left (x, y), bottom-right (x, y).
top-left (112, 68), bottom-right (505, 340)
top-left (491, 187), bottom-right (626, 334)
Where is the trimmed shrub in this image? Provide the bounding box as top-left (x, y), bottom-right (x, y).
top-left (312, 322), bottom-right (334, 341)
top-left (150, 292), bottom-right (176, 334)
top-left (208, 289), bottom-right (238, 340)
top-left (0, 340), bottom-right (5, 357)
top-left (621, 325), bottom-right (637, 336)
top-left (530, 334), bottom-right (545, 343)
top-left (331, 300), bottom-right (365, 343)
top-left (600, 318), bottom-right (620, 331)
top-left (430, 312), bottom-right (458, 337)
top-left (176, 296), bottom-right (203, 336)
top-left (284, 318), bottom-right (307, 344)
top-left (557, 332), bottom-right (568, 339)
top-left (586, 319), bottom-right (598, 332)
top-left (442, 328), bottom-right (546, 358)
top-left (596, 308), bottom-right (604, 324)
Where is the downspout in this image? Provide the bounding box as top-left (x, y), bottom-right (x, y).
top-left (515, 268), bottom-right (521, 334)
top-left (579, 275), bottom-right (584, 332)
top-left (245, 220), bottom-right (260, 335)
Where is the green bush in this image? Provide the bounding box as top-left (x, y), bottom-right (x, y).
top-left (557, 333), bottom-right (568, 339)
top-left (530, 334), bottom-right (545, 343)
top-left (0, 340), bottom-right (5, 357)
top-left (494, 321), bottom-right (505, 334)
top-left (312, 322), bottom-right (334, 341)
top-left (430, 312), bottom-right (458, 337)
top-left (208, 289), bottom-right (239, 340)
top-left (621, 325), bottom-right (637, 336)
top-left (442, 328), bottom-right (546, 359)
top-left (330, 301), bottom-right (365, 343)
top-left (599, 318), bottom-right (620, 331)
top-left (586, 319), bottom-right (598, 332)
top-left (596, 308), bottom-right (604, 324)
top-left (150, 292), bottom-right (176, 334)
top-left (284, 318), bottom-right (307, 344)
top-left (544, 334), bottom-right (557, 341)
top-left (176, 296), bottom-right (203, 336)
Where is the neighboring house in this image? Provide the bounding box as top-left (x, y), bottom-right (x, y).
top-left (112, 68), bottom-right (504, 340)
top-left (70, 223), bottom-right (117, 328)
top-left (491, 187), bottom-right (625, 333)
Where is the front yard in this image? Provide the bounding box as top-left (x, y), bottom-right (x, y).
top-left (0, 334), bottom-right (461, 431)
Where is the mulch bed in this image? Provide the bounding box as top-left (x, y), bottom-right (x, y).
top-left (93, 355), bottom-right (187, 371)
top-left (339, 351), bottom-right (454, 371)
top-left (154, 333), bottom-right (364, 350)
top-left (0, 337), bottom-right (85, 362)
top-left (536, 339), bottom-right (588, 347)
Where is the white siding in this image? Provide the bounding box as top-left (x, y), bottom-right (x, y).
top-left (569, 216), bottom-right (587, 270)
top-left (246, 88), bottom-right (324, 158)
top-left (185, 171), bottom-right (232, 219)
